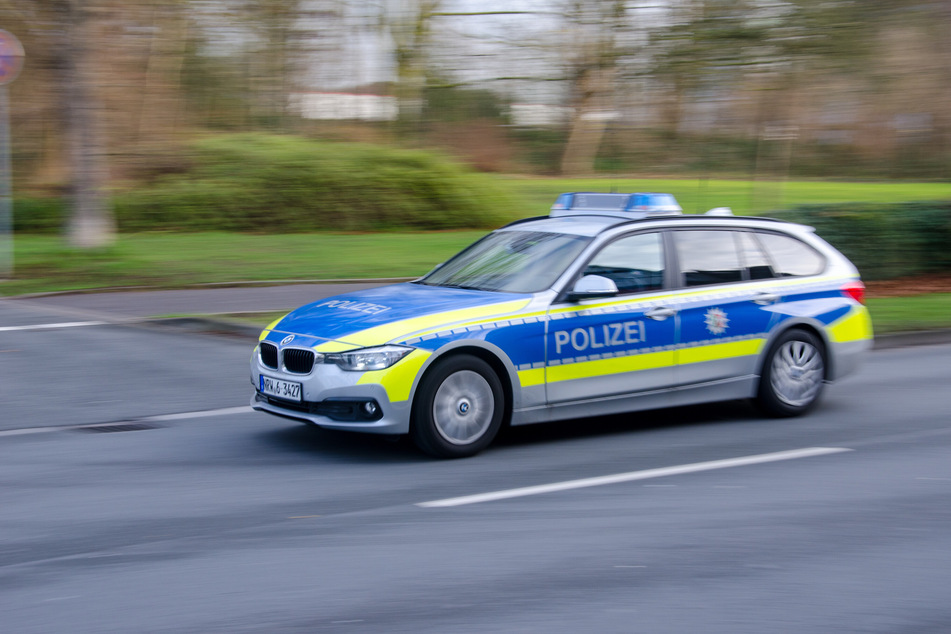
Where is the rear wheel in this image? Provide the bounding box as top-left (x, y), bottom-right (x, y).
top-left (411, 354), bottom-right (504, 458)
top-left (756, 329), bottom-right (826, 417)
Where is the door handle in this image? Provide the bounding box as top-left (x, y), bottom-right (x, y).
top-left (645, 306), bottom-right (676, 321)
top-left (752, 292), bottom-right (780, 305)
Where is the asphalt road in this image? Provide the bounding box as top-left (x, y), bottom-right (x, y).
top-left (2, 301), bottom-right (951, 633)
top-left (14, 282), bottom-right (391, 319)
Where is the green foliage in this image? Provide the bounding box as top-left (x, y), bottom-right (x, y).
top-left (503, 177), bottom-right (951, 218)
top-left (509, 128), bottom-right (569, 175)
top-left (423, 85), bottom-right (508, 123)
top-left (13, 198), bottom-right (65, 234)
top-left (771, 202), bottom-right (951, 280)
top-left (17, 135), bottom-right (520, 233)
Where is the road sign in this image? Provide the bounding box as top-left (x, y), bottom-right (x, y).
top-left (0, 30), bottom-right (24, 86)
top-left (0, 30), bottom-right (20, 278)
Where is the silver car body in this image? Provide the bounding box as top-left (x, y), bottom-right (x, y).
top-left (251, 211), bottom-right (872, 434)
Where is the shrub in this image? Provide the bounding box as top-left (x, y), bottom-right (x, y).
top-left (115, 134), bottom-right (519, 232)
top-left (13, 198), bottom-right (65, 234)
top-left (16, 134), bottom-right (522, 234)
top-left (771, 202), bottom-right (951, 280)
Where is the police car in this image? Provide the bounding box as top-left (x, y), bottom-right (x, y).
top-left (251, 193), bottom-right (872, 458)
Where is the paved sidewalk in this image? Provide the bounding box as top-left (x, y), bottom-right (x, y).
top-left (10, 282), bottom-right (390, 319)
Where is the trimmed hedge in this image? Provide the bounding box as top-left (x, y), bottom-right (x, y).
top-left (770, 202), bottom-right (951, 280)
top-left (12, 198), bottom-right (65, 234)
top-left (14, 134), bottom-right (520, 233)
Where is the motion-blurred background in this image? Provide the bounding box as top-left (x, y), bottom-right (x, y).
top-left (1, 0), bottom-right (950, 313)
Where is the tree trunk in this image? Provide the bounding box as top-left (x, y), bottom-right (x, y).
top-left (59, 0), bottom-right (115, 248)
top-left (560, 67), bottom-right (613, 176)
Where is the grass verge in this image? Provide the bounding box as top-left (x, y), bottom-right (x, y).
top-left (505, 177), bottom-right (951, 217)
top-left (4, 177), bottom-right (951, 297)
top-left (866, 294), bottom-right (951, 334)
top-left (3, 232), bottom-right (485, 296)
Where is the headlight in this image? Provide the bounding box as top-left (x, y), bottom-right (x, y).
top-left (326, 345), bottom-right (413, 372)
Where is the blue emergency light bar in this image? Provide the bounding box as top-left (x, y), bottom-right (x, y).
top-left (550, 192), bottom-right (683, 219)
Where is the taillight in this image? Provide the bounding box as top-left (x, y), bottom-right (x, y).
top-left (842, 281), bottom-right (866, 305)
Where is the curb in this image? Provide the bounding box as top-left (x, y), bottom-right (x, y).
top-left (144, 317), bottom-right (263, 341)
top-left (872, 328), bottom-right (951, 350)
top-left (5, 278), bottom-right (416, 300)
top-left (142, 316), bottom-right (951, 350)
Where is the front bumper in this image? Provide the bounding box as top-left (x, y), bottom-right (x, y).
top-left (250, 355), bottom-right (413, 435)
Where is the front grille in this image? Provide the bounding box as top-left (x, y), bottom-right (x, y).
top-left (260, 342), bottom-right (278, 369)
top-left (283, 348), bottom-right (316, 374)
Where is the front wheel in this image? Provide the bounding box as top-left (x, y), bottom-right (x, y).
top-left (411, 354), bottom-right (504, 459)
top-left (756, 329), bottom-right (826, 417)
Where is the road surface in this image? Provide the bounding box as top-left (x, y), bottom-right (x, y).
top-left (2, 300), bottom-right (950, 633)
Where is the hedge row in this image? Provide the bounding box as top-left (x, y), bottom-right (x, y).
top-left (14, 134), bottom-right (519, 233)
top-left (771, 202), bottom-right (951, 280)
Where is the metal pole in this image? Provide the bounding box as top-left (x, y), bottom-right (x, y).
top-left (0, 85), bottom-right (11, 279)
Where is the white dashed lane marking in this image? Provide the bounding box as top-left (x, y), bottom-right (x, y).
top-left (0, 406), bottom-right (255, 437)
top-left (0, 321), bottom-right (107, 332)
top-left (417, 447), bottom-right (853, 507)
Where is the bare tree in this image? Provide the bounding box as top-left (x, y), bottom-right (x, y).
top-left (53, 0), bottom-right (115, 248)
top-left (377, 0), bottom-right (442, 124)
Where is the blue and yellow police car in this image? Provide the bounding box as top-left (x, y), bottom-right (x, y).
top-left (251, 193), bottom-right (872, 458)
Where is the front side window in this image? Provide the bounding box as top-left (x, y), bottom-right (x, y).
top-left (419, 230), bottom-right (592, 293)
top-left (583, 232), bottom-right (665, 293)
top-left (674, 230), bottom-right (744, 287)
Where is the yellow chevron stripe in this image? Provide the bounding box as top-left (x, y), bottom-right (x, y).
top-left (517, 367), bottom-right (546, 388)
top-left (259, 315), bottom-right (287, 342)
top-left (827, 306), bottom-right (873, 343)
top-left (356, 349), bottom-right (432, 403)
top-left (546, 275), bottom-right (847, 316)
top-left (546, 350), bottom-right (676, 383)
top-left (314, 299), bottom-right (531, 352)
top-left (676, 338), bottom-right (764, 365)
top-left (545, 337), bottom-right (765, 383)
top-left (314, 340), bottom-right (359, 353)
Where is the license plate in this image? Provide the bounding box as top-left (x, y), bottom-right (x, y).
top-left (259, 375), bottom-right (302, 402)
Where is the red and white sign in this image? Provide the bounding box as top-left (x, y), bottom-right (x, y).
top-left (0, 30), bottom-right (24, 86)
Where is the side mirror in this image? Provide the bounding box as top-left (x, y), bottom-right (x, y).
top-left (566, 274), bottom-right (618, 302)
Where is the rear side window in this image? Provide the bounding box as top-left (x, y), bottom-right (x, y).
top-left (737, 232), bottom-right (774, 280)
top-left (756, 232), bottom-right (826, 277)
top-left (674, 230), bottom-right (744, 286)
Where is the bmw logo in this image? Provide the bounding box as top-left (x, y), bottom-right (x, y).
top-left (458, 401), bottom-right (470, 415)
top-left (281, 334), bottom-right (295, 346)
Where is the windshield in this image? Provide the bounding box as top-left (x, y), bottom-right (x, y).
top-left (418, 230), bottom-right (592, 293)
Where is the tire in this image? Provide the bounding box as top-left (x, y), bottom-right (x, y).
top-left (756, 329), bottom-right (826, 417)
top-left (411, 354), bottom-right (505, 459)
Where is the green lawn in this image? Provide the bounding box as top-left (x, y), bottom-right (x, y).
top-left (2, 232), bottom-right (486, 296)
top-left (503, 177), bottom-right (951, 217)
top-left (6, 229), bottom-right (948, 334)
top-left (4, 176), bottom-right (951, 306)
top-left (867, 294), bottom-right (951, 334)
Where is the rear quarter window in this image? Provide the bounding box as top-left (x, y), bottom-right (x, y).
top-left (756, 232), bottom-right (826, 277)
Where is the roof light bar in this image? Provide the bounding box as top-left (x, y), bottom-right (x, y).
top-left (550, 192), bottom-right (683, 219)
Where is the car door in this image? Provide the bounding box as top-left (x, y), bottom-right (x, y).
top-left (670, 229), bottom-right (780, 386)
top-left (545, 231), bottom-right (678, 404)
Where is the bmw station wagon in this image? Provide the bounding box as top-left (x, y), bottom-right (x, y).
top-left (251, 193), bottom-right (872, 458)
